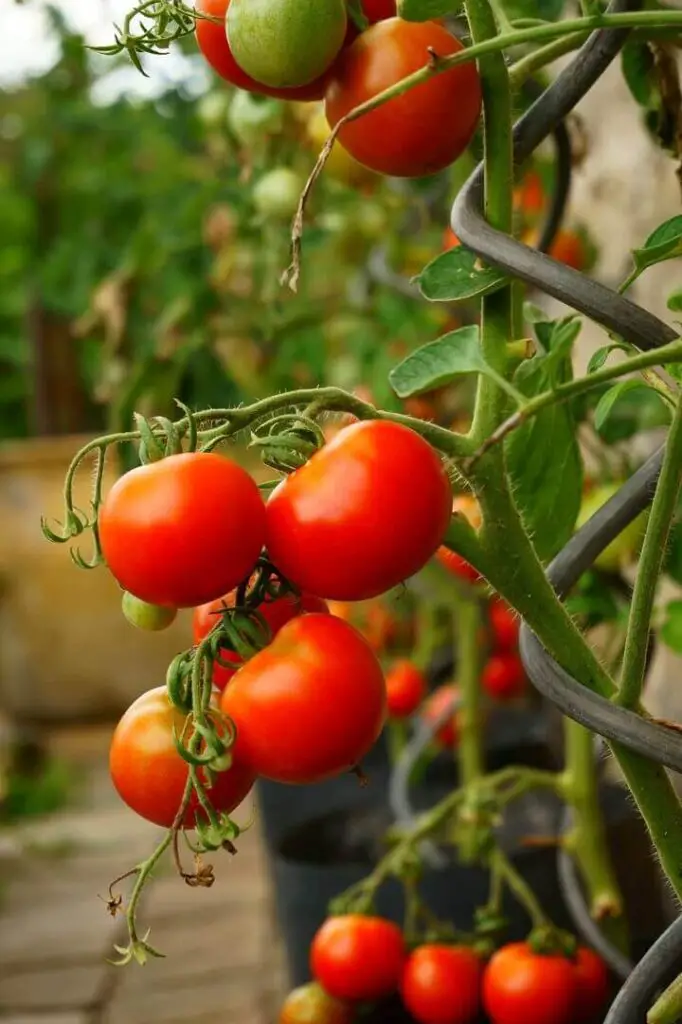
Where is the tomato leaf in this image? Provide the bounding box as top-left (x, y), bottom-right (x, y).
top-left (388, 325), bottom-right (489, 396)
top-left (586, 343), bottom-right (632, 374)
top-left (504, 316), bottom-right (583, 563)
top-left (397, 0), bottom-right (463, 21)
top-left (564, 571), bottom-right (622, 629)
top-left (667, 288), bottom-right (682, 312)
top-left (593, 380), bottom-right (671, 434)
top-left (623, 216), bottom-right (682, 289)
top-left (661, 600), bottom-right (682, 654)
top-left (621, 39), bottom-right (657, 108)
top-left (416, 248), bottom-right (508, 303)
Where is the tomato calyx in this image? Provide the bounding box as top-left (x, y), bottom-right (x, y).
top-left (248, 412), bottom-right (326, 472)
top-left (527, 925), bottom-right (578, 959)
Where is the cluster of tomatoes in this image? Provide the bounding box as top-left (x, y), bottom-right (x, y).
top-left (195, 0), bottom-right (482, 178)
top-left (103, 419), bottom-right (455, 826)
top-left (280, 913), bottom-right (610, 1024)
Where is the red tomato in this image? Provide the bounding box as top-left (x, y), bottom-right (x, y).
top-left (482, 653), bottom-right (526, 701)
top-left (401, 945), bottom-right (482, 1024)
top-left (279, 982), bottom-right (353, 1024)
top-left (573, 948), bottom-right (609, 1022)
top-left (363, 602), bottom-right (401, 652)
top-left (99, 452), bottom-right (265, 609)
top-left (436, 494), bottom-right (482, 583)
top-left (109, 686), bottom-right (255, 828)
top-left (443, 227), bottom-right (461, 250)
top-left (488, 599), bottom-right (519, 651)
top-left (422, 684), bottom-right (459, 747)
top-left (311, 915), bottom-right (406, 1002)
top-left (404, 396), bottom-right (438, 420)
top-left (221, 614), bottom-right (386, 783)
top-left (386, 660), bottom-right (427, 718)
top-left (196, 0), bottom-right (328, 100)
top-left (325, 19), bottom-right (482, 178)
top-left (266, 421), bottom-right (452, 601)
top-left (483, 942), bottom-right (576, 1024)
top-left (513, 171), bottom-right (545, 216)
top-left (549, 229), bottom-right (586, 271)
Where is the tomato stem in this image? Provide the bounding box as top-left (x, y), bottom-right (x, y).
top-left (453, 596), bottom-right (485, 860)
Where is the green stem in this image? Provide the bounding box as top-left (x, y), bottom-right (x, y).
top-left (455, 599), bottom-right (485, 789)
top-left (617, 393), bottom-right (682, 709)
top-left (510, 31), bottom-right (589, 85)
top-left (648, 973), bottom-right (682, 1024)
top-left (493, 848), bottom-right (549, 928)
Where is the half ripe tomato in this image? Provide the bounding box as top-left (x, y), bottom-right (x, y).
top-left (221, 614), bottom-right (386, 783)
top-left (196, 0), bottom-right (328, 100)
top-left (483, 942), bottom-right (576, 1024)
top-left (422, 684), bottom-right (460, 747)
top-left (99, 451), bottom-right (265, 608)
top-left (280, 983), bottom-right (353, 1024)
top-left (311, 915), bottom-right (406, 1002)
top-left (386, 660), bottom-right (427, 718)
top-left (549, 229), bottom-right (586, 271)
top-left (401, 944), bottom-right (482, 1024)
top-left (109, 686), bottom-right (255, 828)
top-left (266, 420), bottom-right (452, 601)
top-left (325, 19), bottom-right (482, 177)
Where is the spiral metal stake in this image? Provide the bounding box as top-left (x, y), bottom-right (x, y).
top-left (451, 0), bottom-right (682, 1015)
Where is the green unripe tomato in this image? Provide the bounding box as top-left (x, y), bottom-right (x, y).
top-left (226, 0), bottom-right (347, 89)
top-left (576, 483), bottom-right (648, 572)
top-left (121, 592), bottom-right (178, 632)
top-left (252, 167), bottom-right (304, 221)
top-left (227, 90), bottom-right (285, 146)
top-left (197, 91), bottom-right (231, 128)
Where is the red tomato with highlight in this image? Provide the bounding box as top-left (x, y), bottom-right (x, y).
top-left (573, 948), bottom-right (609, 1022)
top-left (489, 599), bottom-right (519, 651)
top-left (221, 614), bottom-right (386, 783)
top-left (325, 19), bottom-right (482, 177)
top-left (311, 915), bottom-right (406, 1002)
top-left (482, 653), bottom-right (526, 701)
top-left (279, 983), bottom-right (353, 1024)
top-left (266, 421), bottom-right (452, 601)
top-left (99, 452), bottom-right (265, 609)
top-left (109, 687), bottom-right (255, 828)
top-left (422, 684), bottom-right (460, 747)
top-left (483, 942), bottom-right (576, 1024)
top-left (386, 660), bottom-right (427, 718)
top-left (549, 229), bottom-right (586, 271)
top-left (401, 945), bottom-right (482, 1024)
top-left (196, 0), bottom-right (328, 100)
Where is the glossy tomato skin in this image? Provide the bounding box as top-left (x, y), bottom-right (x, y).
top-left (386, 660), bottom-right (427, 718)
top-left (279, 982), bottom-right (353, 1024)
top-left (401, 945), bottom-right (482, 1024)
top-left (325, 20), bottom-right (482, 177)
top-left (573, 947), bottom-right (609, 1022)
top-left (311, 915), bottom-right (406, 1002)
top-left (482, 653), bottom-right (526, 701)
top-left (195, 0), bottom-right (327, 100)
top-left (266, 420), bottom-right (452, 601)
top-left (109, 687), bottom-right (256, 828)
top-left (99, 452), bottom-right (265, 609)
top-left (489, 599), bottom-right (519, 651)
top-left (221, 614), bottom-right (386, 783)
top-left (422, 684), bottom-right (460, 747)
top-left (483, 942), bottom-right (576, 1024)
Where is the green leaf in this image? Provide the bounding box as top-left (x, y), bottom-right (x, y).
top-left (667, 288), bottom-right (682, 312)
top-left (661, 600), bottom-right (682, 654)
top-left (587, 343), bottom-right (632, 374)
top-left (565, 571), bottom-right (622, 629)
top-left (389, 325), bottom-right (487, 397)
top-left (397, 0), bottom-right (462, 20)
top-left (593, 380), bottom-right (671, 434)
top-left (628, 216), bottom-right (682, 281)
top-left (504, 320), bottom-right (583, 563)
top-left (621, 39), bottom-right (656, 108)
top-left (416, 247), bottom-right (508, 304)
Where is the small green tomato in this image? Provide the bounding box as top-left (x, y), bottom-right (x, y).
top-left (252, 168), bottom-right (304, 221)
top-left (228, 91), bottom-right (285, 147)
top-left (226, 0), bottom-right (347, 89)
top-left (121, 592), bottom-right (178, 632)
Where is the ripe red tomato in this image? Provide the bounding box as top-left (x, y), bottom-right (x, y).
top-left (404, 395), bottom-right (438, 420)
top-left (513, 171), bottom-right (545, 216)
top-left (279, 982), bottom-right (353, 1024)
top-left (221, 614), bottom-right (386, 783)
top-left (99, 452), bottom-right (265, 609)
top-left (488, 599), bottom-right (519, 651)
top-left (325, 19), bottom-right (482, 177)
top-left (266, 421), bottom-right (452, 601)
top-left (483, 942), bottom-right (576, 1024)
top-left (401, 945), bottom-right (482, 1024)
top-left (196, 0), bottom-right (328, 100)
top-left (549, 229), bottom-right (586, 271)
top-left (573, 948), bottom-right (609, 1022)
top-left (311, 915), bottom-right (406, 1002)
top-left (443, 227), bottom-right (461, 251)
top-left (109, 687), bottom-right (255, 828)
top-left (482, 653), bottom-right (526, 701)
top-left (386, 660), bottom-right (427, 718)
top-left (422, 684), bottom-right (460, 747)
top-left (436, 494), bottom-right (482, 583)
